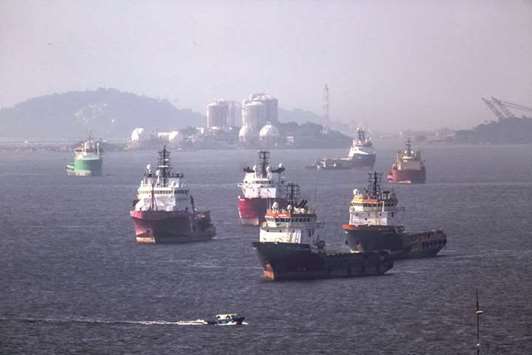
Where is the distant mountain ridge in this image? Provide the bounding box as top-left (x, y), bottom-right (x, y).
top-left (454, 117), bottom-right (532, 144)
top-left (278, 108), bottom-right (322, 125)
top-left (0, 88), bottom-right (329, 140)
top-left (0, 88), bottom-right (203, 139)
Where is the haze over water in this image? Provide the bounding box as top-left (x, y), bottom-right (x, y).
top-left (2, 1), bottom-right (532, 353)
top-left (1, 145), bottom-right (532, 354)
top-left (1, 0), bottom-right (532, 132)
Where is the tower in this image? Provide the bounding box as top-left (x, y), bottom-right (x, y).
top-left (322, 84), bottom-right (330, 130)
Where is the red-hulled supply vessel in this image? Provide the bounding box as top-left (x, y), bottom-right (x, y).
top-left (387, 139), bottom-right (426, 184)
top-left (238, 151), bottom-right (287, 226)
top-left (130, 146), bottom-right (215, 244)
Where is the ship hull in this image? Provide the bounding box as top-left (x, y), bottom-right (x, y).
top-left (130, 210), bottom-right (215, 244)
top-left (313, 154), bottom-right (376, 170)
top-left (350, 153), bottom-right (376, 168)
top-left (252, 242), bottom-right (393, 281)
top-left (238, 197), bottom-right (286, 226)
top-left (387, 166), bottom-right (426, 184)
top-left (343, 225), bottom-right (446, 259)
top-left (66, 157), bottom-right (103, 177)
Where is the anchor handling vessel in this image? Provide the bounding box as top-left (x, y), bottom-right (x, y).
top-left (253, 183), bottom-right (393, 281)
top-left (387, 139), bottom-right (426, 184)
top-left (65, 137), bottom-right (103, 176)
top-left (308, 128), bottom-right (376, 170)
top-left (346, 128), bottom-right (377, 167)
top-left (343, 172), bottom-right (446, 259)
top-left (130, 146), bottom-right (215, 244)
top-left (238, 151), bottom-right (287, 225)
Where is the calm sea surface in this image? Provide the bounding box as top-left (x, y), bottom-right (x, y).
top-left (1, 144), bottom-right (532, 354)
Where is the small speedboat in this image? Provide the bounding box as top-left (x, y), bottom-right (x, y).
top-left (207, 313), bottom-right (245, 326)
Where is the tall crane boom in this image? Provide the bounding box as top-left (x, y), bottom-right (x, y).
top-left (481, 97), bottom-right (506, 120)
top-left (491, 97), bottom-right (516, 119)
top-left (500, 100), bottom-right (532, 117)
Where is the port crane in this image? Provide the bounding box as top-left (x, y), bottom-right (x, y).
top-left (481, 97), bottom-right (532, 120)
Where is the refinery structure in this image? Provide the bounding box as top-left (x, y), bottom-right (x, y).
top-left (239, 93), bottom-right (280, 145)
top-left (126, 90), bottom-right (350, 150)
top-left (206, 100), bottom-right (241, 129)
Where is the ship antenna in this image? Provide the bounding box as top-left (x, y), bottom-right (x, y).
top-left (258, 151), bottom-right (269, 178)
top-left (368, 172), bottom-right (381, 197)
top-left (286, 183), bottom-right (300, 207)
top-left (158, 145), bottom-right (172, 187)
top-left (358, 128), bottom-right (365, 142)
top-left (406, 138), bottom-right (412, 153)
top-left (475, 289), bottom-right (483, 355)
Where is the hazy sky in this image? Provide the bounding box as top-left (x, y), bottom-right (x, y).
top-left (1, 0), bottom-right (531, 131)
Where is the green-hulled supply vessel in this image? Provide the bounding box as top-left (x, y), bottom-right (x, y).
top-left (66, 137), bottom-right (103, 176)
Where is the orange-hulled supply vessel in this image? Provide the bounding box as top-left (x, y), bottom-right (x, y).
top-left (343, 172), bottom-right (446, 259)
top-left (387, 139), bottom-right (426, 184)
top-left (253, 183), bottom-right (393, 281)
top-left (238, 151), bottom-right (287, 225)
top-left (130, 147), bottom-right (215, 244)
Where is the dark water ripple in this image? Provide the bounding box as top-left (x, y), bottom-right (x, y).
top-left (1, 145), bottom-right (532, 354)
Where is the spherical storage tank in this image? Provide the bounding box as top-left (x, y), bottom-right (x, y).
top-left (259, 123), bottom-right (280, 139)
top-left (130, 128), bottom-right (145, 142)
top-left (157, 131), bottom-right (183, 144)
top-left (239, 125), bottom-right (259, 143)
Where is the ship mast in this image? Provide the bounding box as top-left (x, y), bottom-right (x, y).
top-left (258, 151), bottom-right (270, 178)
top-left (286, 183), bottom-right (301, 207)
top-left (158, 146), bottom-right (172, 187)
top-left (322, 84), bottom-right (330, 130)
top-left (357, 128), bottom-right (365, 142)
top-left (368, 172), bottom-right (382, 198)
top-left (405, 138), bottom-right (413, 154)
top-left (475, 289), bottom-right (483, 355)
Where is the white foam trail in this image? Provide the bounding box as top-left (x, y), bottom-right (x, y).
top-left (0, 317), bottom-right (246, 326)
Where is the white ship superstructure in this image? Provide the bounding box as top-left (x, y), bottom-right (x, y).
top-left (133, 149), bottom-right (192, 212)
top-left (130, 146), bottom-right (215, 244)
top-left (259, 198), bottom-right (318, 244)
top-left (238, 151), bottom-right (287, 225)
top-left (239, 151), bottom-right (286, 199)
top-left (74, 139), bottom-right (101, 159)
top-left (347, 128), bottom-right (376, 160)
top-left (348, 175), bottom-right (399, 227)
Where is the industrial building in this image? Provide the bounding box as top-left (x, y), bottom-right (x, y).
top-left (239, 93), bottom-right (279, 144)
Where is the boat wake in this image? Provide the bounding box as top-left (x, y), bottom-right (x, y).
top-left (0, 316), bottom-right (246, 326)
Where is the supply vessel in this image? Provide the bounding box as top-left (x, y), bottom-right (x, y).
top-left (66, 137), bottom-right (103, 176)
top-left (387, 139), bottom-right (426, 183)
top-left (130, 146), bottom-right (215, 244)
top-left (238, 151), bottom-right (287, 225)
top-left (343, 172), bottom-right (446, 258)
top-left (252, 183), bottom-right (393, 281)
top-left (308, 128), bottom-right (376, 170)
